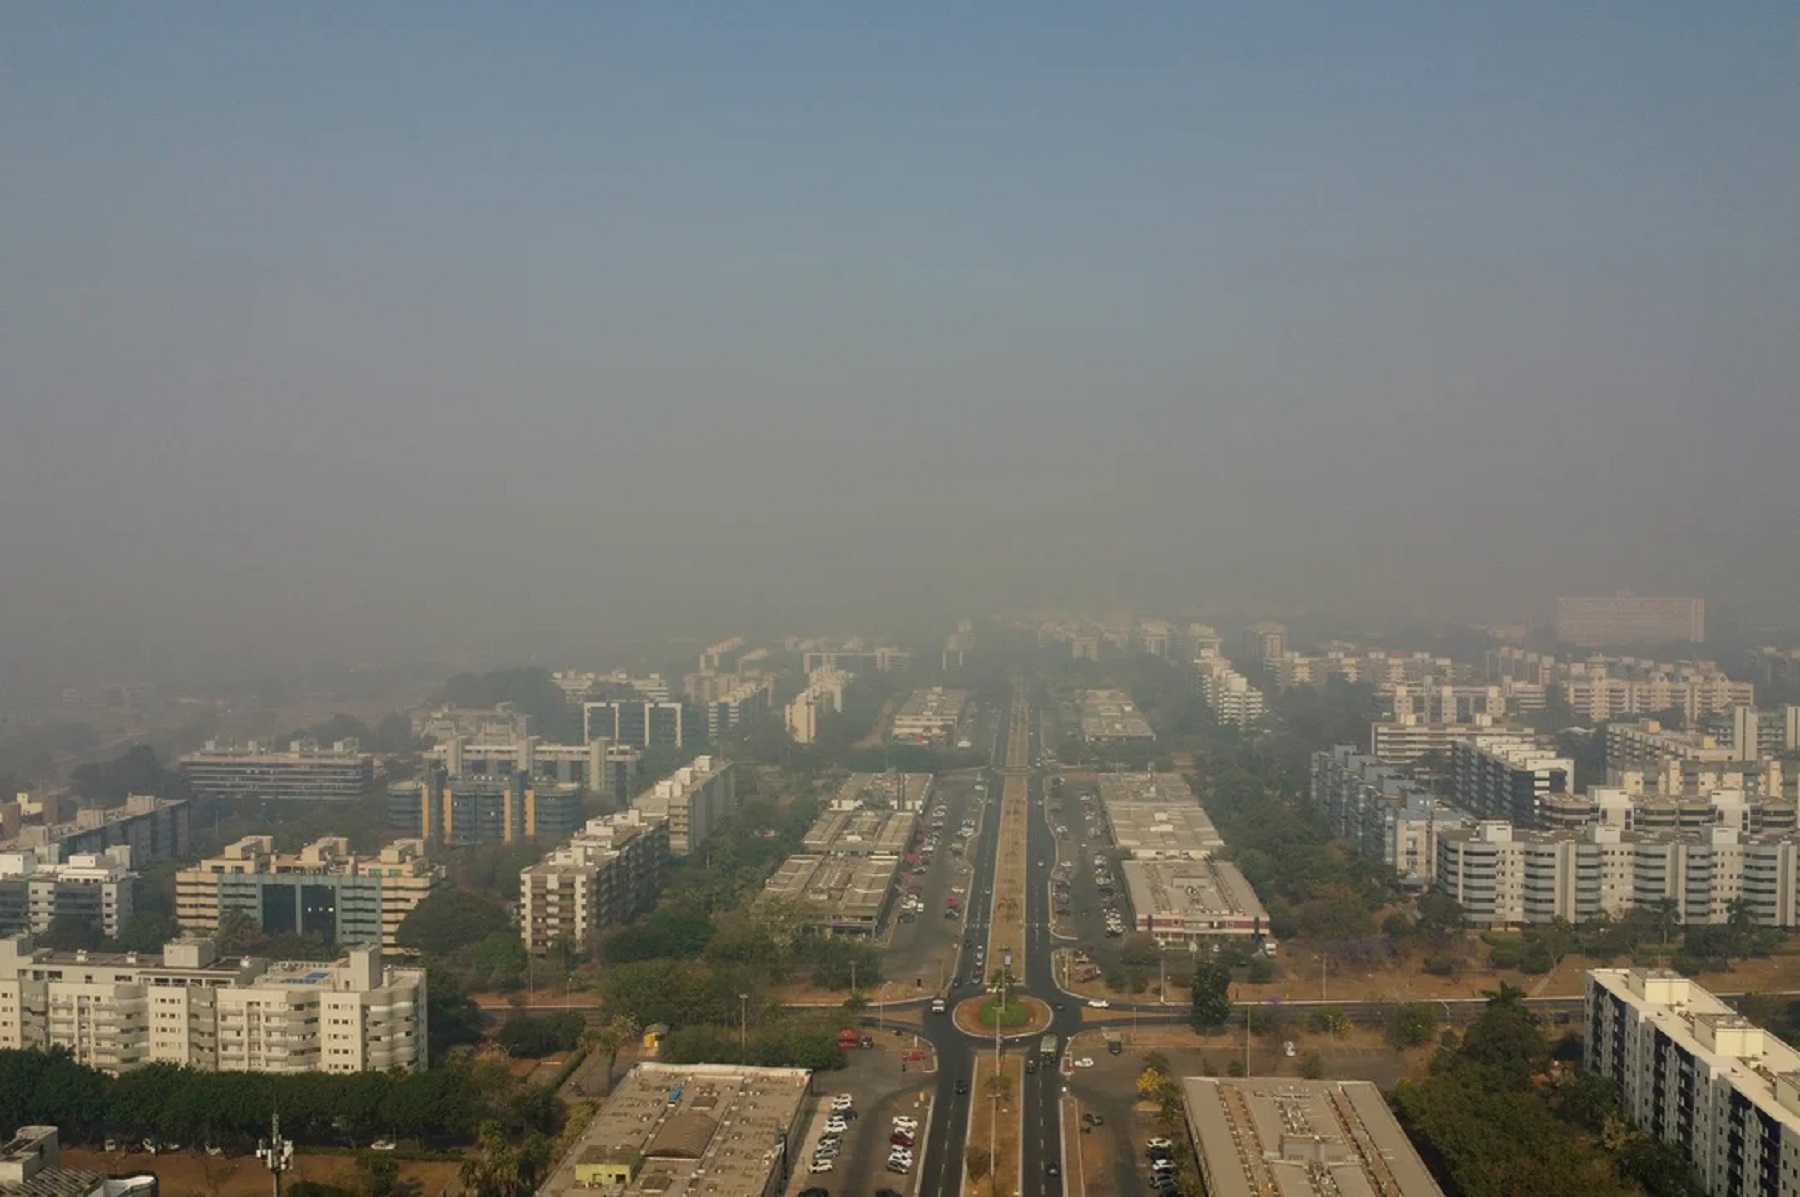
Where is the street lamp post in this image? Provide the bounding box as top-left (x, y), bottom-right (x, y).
top-left (738, 992), bottom-right (749, 1057)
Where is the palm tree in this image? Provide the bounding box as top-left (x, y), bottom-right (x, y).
top-left (1650, 897), bottom-right (1680, 946)
top-left (586, 1012), bottom-right (640, 1092)
top-left (460, 1122), bottom-right (529, 1197)
top-left (1482, 981), bottom-right (1527, 1010)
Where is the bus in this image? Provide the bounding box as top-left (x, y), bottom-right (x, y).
top-left (1040, 1035), bottom-right (1059, 1059)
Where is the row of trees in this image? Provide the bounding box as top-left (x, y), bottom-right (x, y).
top-left (0, 1049), bottom-right (557, 1150)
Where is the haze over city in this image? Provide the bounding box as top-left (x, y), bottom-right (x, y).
top-left (3, 4), bottom-right (1797, 685)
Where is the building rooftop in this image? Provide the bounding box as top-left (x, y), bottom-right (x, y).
top-left (1122, 859), bottom-right (1268, 927)
top-left (758, 854), bottom-right (899, 927)
top-left (547, 1063), bottom-right (810, 1197)
top-left (801, 807), bottom-right (919, 857)
top-left (831, 772), bottom-right (934, 812)
top-left (1182, 1077), bottom-right (1445, 1197)
top-left (1078, 690), bottom-right (1155, 740)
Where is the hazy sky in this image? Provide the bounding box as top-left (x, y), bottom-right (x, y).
top-left (3, 3), bottom-right (1797, 682)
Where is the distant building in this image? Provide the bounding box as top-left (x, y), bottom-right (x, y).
top-left (0, 794), bottom-right (190, 867)
top-left (890, 688), bottom-right (970, 745)
top-left (1077, 689), bottom-right (1156, 742)
top-left (630, 757), bottom-right (736, 856)
top-left (1182, 1077), bottom-right (1445, 1197)
top-left (1122, 858), bottom-right (1268, 946)
top-left (0, 936), bottom-right (426, 1076)
top-left (1095, 774), bottom-right (1223, 860)
top-left (413, 704), bottom-right (533, 744)
top-left (179, 740), bottom-right (373, 802)
top-left (1311, 747), bottom-right (1475, 887)
top-left (784, 669), bottom-right (852, 745)
top-left (387, 773), bottom-right (583, 848)
top-left (582, 699), bottom-right (689, 750)
top-left (1448, 735), bottom-right (1573, 827)
top-left (1194, 658), bottom-right (1266, 727)
top-left (0, 850), bottom-right (135, 940)
top-left (1555, 594), bottom-right (1705, 646)
top-left (175, 836), bottom-right (445, 951)
top-left (425, 734), bottom-right (640, 802)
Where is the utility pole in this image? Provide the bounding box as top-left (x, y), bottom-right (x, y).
top-left (1321, 954), bottom-right (1328, 1002)
top-left (256, 1113), bottom-right (292, 1197)
top-left (738, 992), bottom-right (749, 1057)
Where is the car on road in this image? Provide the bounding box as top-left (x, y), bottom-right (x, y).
top-left (1074, 1057), bottom-right (1095, 1068)
top-left (955, 1078), bottom-right (970, 1094)
top-left (1109, 1039), bottom-right (1124, 1055)
top-left (1044, 1161), bottom-right (1061, 1176)
top-left (1083, 1112), bottom-right (1104, 1126)
top-left (931, 998), bottom-right (946, 1013)
top-left (1088, 998), bottom-right (1109, 1008)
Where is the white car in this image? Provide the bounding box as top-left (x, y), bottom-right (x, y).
top-left (809, 1159), bottom-right (834, 1174)
top-left (369, 1140), bottom-right (396, 1152)
top-left (1147, 1137), bottom-right (1173, 1151)
top-left (887, 1151), bottom-right (915, 1169)
top-left (1088, 998), bottom-right (1110, 1008)
top-left (892, 1116), bottom-right (919, 1131)
top-left (823, 1117), bottom-right (848, 1134)
top-left (1074, 1057), bottom-right (1096, 1068)
top-left (830, 1094), bottom-right (854, 1111)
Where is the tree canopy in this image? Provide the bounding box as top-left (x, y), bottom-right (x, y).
top-left (396, 889), bottom-right (512, 958)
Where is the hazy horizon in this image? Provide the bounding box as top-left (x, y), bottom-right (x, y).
top-left (4, 4), bottom-right (1797, 685)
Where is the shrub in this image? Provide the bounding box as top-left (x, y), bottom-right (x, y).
top-left (1421, 955), bottom-right (1461, 977)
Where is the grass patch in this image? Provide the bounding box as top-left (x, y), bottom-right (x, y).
top-left (977, 997), bottom-right (1032, 1029)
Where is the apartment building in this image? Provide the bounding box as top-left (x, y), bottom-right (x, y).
top-left (1368, 719), bottom-right (1526, 773)
top-left (890, 688), bottom-right (969, 745)
top-left (1555, 595), bottom-right (1705, 646)
top-left (1606, 720), bottom-right (1742, 772)
top-left (1586, 968), bottom-right (1800, 1197)
top-left (0, 850), bottom-right (135, 939)
top-left (0, 935), bottom-right (426, 1076)
top-left (1542, 785), bottom-right (1797, 838)
top-left (630, 756), bottom-right (735, 856)
top-left (413, 704), bottom-right (534, 744)
top-left (1195, 658), bottom-right (1267, 727)
top-left (1564, 672), bottom-right (1754, 725)
top-left (1311, 747), bottom-right (1475, 887)
top-left (520, 810), bottom-right (670, 955)
top-left (387, 772), bottom-right (584, 848)
top-left (175, 836), bottom-right (444, 951)
top-left (1448, 735), bottom-right (1573, 827)
top-left (793, 640), bottom-right (910, 675)
top-left (426, 734), bottom-right (640, 801)
top-left (1436, 821), bottom-right (1800, 928)
top-left (581, 698), bottom-right (688, 750)
top-left (0, 794), bottom-right (190, 868)
top-left (179, 741), bottom-right (373, 802)
top-left (1712, 706), bottom-right (1800, 759)
top-left (702, 677), bottom-right (774, 739)
top-left (784, 669), bottom-right (852, 745)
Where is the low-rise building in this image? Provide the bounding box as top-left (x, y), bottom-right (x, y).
top-left (179, 741), bottom-right (373, 802)
top-left (1078, 689), bottom-right (1156, 742)
top-left (0, 936), bottom-right (426, 1076)
top-left (547, 1063), bottom-right (810, 1197)
top-left (1096, 774), bottom-right (1223, 860)
top-left (890, 688), bottom-right (969, 745)
top-left (1182, 1077), bottom-right (1445, 1197)
top-left (0, 1126), bottom-right (155, 1197)
top-left (520, 810), bottom-right (670, 955)
top-left (630, 757), bottom-right (736, 856)
top-left (757, 854), bottom-right (900, 937)
top-left (175, 836), bottom-right (444, 951)
top-left (1586, 967), bottom-right (1800, 1197)
top-left (1121, 859), bottom-right (1269, 946)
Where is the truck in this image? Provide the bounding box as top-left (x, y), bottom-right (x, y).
top-left (837, 1028), bottom-right (861, 1050)
top-left (931, 998), bottom-right (947, 1014)
top-left (1039, 1035), bottom-right (1059, 1059)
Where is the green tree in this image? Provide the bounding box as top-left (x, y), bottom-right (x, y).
top-left (396, 889), bottom-right (512, 958)
top-left (355, 1154), bottom-right (400, 1197)
top-left (1190, 960), bottom-right (1232, 1030)
top-left (42, 913), bottom-right (104, 952)
top-left (587, 1013), bottom-right (640, 1091)
top-left (1386, 1002), bottom-right (1439, 1049)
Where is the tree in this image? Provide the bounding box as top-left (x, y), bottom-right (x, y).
top-left (842, 991), bottom-right (869, 1018)
top-left (1416, 891), bottom-right (1466, 939)
top-left (587, 1013), bottom-right (640, 1091)
top-left (355, 1154), bottom-right (400, 1197)
top-left (1648, 897), bottom-right (1680, 946)
top-left (42, 913), bottom-right (104, 953)
top-left (964, 1145), bottom-right (992, 1182)
top-left (1387, 1002), bottom-right (1439, 1049)
top-left (1190, 960), bottom-right (1232, 1031)
top-left (396, 890), bottom-right (512, 958)
top-left (459, 1121), bottom-right (551, 1197)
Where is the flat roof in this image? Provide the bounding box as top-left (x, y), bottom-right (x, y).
top-left (801, 808), bottom-right (918, 856)
top-left (1096, 774), bottom-right (1221, 859)
top-left (891, 688), bottom-right (968, 728)
top-left (1122, 859), bottom-right (1268, 926)
top-left (545, 1063), bottom-right (810, 1197)
top-left (1182, 1077), bottom-right (1446, 1197)
top-left (834, 772), bottom-right (934, 810)
top-left (1078, 690), bottom-right (1155, 740)
top-left (758, 854), bottom-right (900, 926)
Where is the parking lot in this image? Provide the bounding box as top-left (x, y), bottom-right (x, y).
top-left (877, 775), bottom-right (992, 995)
top-left (782, 1043), bottom-right (937, 1197)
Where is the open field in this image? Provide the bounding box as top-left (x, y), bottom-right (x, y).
top-left (64, 1148), bottom-right (462, 1197)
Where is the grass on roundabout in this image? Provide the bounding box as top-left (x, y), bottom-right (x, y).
top-left (977, 995), bottom-right (1033, 1029)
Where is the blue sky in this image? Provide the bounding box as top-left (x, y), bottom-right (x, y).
top-left (2, 3), bottom-right (1797, 678)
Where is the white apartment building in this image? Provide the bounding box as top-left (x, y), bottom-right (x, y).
top-left (1555, 595), bottom-right (1705, 646)
top-left (890, 688), bottom-right (970, 744)
top-left (1368, 719), bottom-right (1526, 771)
top-left (1311, 747), bottom-right (1475, 887)
top-left (520, 810), bottom-right (670, 955)
top-left (1436, 821), bottom-right (1800, 928)
top-left (0, 849), bottom-right (134, 939)
top-left (1586, 968), bottom-right (1800, 1197)
top-left (0, 935), bottom-right (426, 1076)
top-left (785, 669), bottom-right (852, 745)
top-left (1564, 673), bottom-right (1754, 724)
top-left (1193, 658), bottom-right (1266, 727)
top-left (630, 756), bottom-right (735, 855)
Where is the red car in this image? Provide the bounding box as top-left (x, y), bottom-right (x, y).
top-left (890, 1131), bottom-right (915, 1147)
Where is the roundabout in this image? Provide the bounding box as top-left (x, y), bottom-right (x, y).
top-left (951, 992), bottom-right (1053, 1039)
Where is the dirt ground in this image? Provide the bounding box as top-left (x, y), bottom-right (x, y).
top-left (985, 696), bottom-right (1032, 979)
top-left (1064, 1094), bottom-right (1116, 1197)
top-left (968, 1053), bottom-right (1024, 1197)
top-left (65, 1149), bottom-right (463, 1197)
top-left (1064, 941), bottom-right (1800, 1006)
